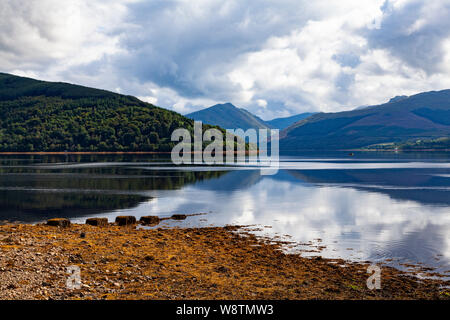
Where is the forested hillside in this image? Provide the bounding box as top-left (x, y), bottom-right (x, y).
top-left (0, 73), bottom-right (201, 152)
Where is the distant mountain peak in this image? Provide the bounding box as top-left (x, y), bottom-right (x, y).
top-left (187, 103), bottom-right (316, 131)
top-left (266, 112), bottom-right (315, 130)
top-left (186, 103), bottom-right (270, 130)
top-left (215, 102), bottom-right (235, 108)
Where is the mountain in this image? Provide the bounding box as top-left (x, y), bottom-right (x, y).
top-left (187, 102), bottom-right (315, 131)
top-left (354, 96), bottom-right (409, 112)
top-left (0, 72), bottom-right (206, 152)
top-left (280, 89), bottom-right (450, 151)
top-left (266, 113), bottom-right (315, 130)
top-left (186, 103), bottom-right (270, 130)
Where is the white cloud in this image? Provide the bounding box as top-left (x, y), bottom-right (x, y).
top-left (256, 99), bottom-right (267, 108)
top-left (1, 0), bottom-right (450, 118)
top-left (0, 0), bottom-right (129, 78)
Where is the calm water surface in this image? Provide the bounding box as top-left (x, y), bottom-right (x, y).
top-left (0, 153), bottom-right (449, 275)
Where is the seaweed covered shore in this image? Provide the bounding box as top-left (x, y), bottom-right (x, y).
top-left (0, 221), bottom-right (449, 300)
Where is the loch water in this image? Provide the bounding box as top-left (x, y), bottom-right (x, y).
top-left (1, 152), bottom-right (449, 276)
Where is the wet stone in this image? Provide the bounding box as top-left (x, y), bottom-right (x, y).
top-left (171, 214), bottom-right (187, 220)
top-left (86, 218), bottom-right (108, 227)
top-left (140, 216), bottom-right (160, 225)
top-left (47, 218), bottom-right (70, 228)
top-left (115, 216), bottom-right (137, 226)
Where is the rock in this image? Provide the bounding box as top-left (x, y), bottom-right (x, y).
top-left (2, 236), bottom-right (15, 244)
top-left (69, 254), bottom-right (85, 264)
top-left (216, 266), bottom-right (230, 274)
top-left (171, 214), bottom-right (187, 220)
top-left (140, 216), bottom-right (160, 225)
top-left (115, 216), bottom-right (137, 226)
top-left (86, 218), bottom-right (108, 227)
top-left (46, 218), bottom-right (70, 228)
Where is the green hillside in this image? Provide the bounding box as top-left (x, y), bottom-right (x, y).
top-left (280, 90), bottom-right (450, 150)
top-left (367, 137), bottom-right (450, 151)
top-left (0, 73), bottom-right (213, 152)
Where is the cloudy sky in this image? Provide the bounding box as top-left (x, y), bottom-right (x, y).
top-left (1, 0), bottom-right (450, 119)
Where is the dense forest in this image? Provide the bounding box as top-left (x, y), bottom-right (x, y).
top-left (0, 73), bottom-right (228, 152)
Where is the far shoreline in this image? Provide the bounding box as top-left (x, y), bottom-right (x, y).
top-left (0, 151), bottom-right (260, 155)
top-left (353, 149), bottom-right (450, 152)
top-left (1, 149), bottom-right (449, 155)
top-left (0, 151), bottom-right (173, 155)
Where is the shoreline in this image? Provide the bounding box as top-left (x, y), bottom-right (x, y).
top-left (0, 151), bottom-right (173, 155)
top-left (354, 149), bottom-right (450, 152)
top-left (0, 151), bottom-right (260, 155)
top-left (1, 149), bottom-right (449, 155)
top-left (0, 221), bottom-right (449, 300)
